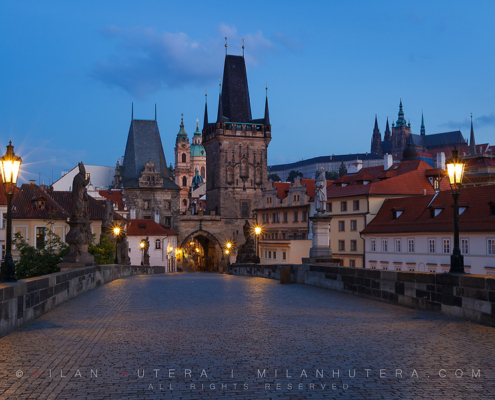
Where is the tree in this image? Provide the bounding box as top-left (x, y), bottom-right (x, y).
top-left (325, 171), bottom-right (339, 180)
top-left (267, 173), bottom-right (281, 182)
top-left (287, 170), bottom-right (303, 183)
top-left (13, 219), bottom-right (69, 279)
top-left (338, 162), bottom-right (347, 177)
top-left (88, 235), bottom-right (115, 265)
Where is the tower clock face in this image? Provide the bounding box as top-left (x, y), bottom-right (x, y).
top-left (182, 144), bottom-right (186, 148)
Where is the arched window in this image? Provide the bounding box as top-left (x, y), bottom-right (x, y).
top-left (182, 153), bottom-right (186, 163)
top-left (200, 166), bottom-right (205, 179)
top-left (182, 176), bottom-right (187, 187)
top-left (155, 239), bottom-right (161, 249)
top-left (183, 199), bottom-right (188, 206)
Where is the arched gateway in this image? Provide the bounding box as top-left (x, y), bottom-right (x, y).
top-left (179, 230), bottom-right (226, 272)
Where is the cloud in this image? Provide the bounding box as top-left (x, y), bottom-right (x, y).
top-left (441, 113), bottom-right (495, 130)
top-left (90, 25), bottom-right (296, 99)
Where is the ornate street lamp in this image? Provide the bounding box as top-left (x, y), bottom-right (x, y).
top-left (446, 147), bottom-right (465, 274)
top-left (113, 226), bottom-right (121, 264)
top-left (254, 225), bottom-right (262, 263)
top-left (140, 240), bottom-right (145, 266)
top-left (0, 141), bottom-right (22, 282)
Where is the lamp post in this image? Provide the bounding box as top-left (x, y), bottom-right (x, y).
top-left (446, 147), bottom-right (465, 274)
top-left (113, 226), bottom-right (121, 264)
top-left (140, 240), bottom-right (145, 266)
top-left (254, 225), bottom-right (261, 263)
top-left (0, 142), bottom-right (22, 282)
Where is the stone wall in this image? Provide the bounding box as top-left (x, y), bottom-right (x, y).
top-left (230, 263), bottom-right (495, 328)
top-left (0, 265), bottom-right (165, 338)
top-left (228, 263), bottom-right (304, 284)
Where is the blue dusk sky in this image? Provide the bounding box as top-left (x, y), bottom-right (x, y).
top-left (1, 1), bottom-right (494, 184)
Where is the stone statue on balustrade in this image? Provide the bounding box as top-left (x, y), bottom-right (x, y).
top-left (235, 220), bottom-right (257, 263)
top-left (314, 167), bottom-right (327, 215)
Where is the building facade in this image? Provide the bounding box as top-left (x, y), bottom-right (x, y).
top-left (361, 186), bottom-right (495, 275)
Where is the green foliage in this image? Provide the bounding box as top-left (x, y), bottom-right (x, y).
top-left (287, 170), bottom-right (303, 183)
top-left (13, 219), bottom-right (69, 279)
top-left (267, 173), bottom-right (281, 182)
top-left (325, 171), bottom-right (339, 180)
top-left (88, 234), bottom-right (115, 265)
top-left (338, 162), bottom-right (347, 177)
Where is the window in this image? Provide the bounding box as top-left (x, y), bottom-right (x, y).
top-left (408, 267), bottom-right (415, 272)
top-left (201, 166), bottom-right (205, 178)
top-left (395, 266), bottom-right (402, 271)
top-left (382, 239), bottom-right (388, 252)
top-left (293, 194), bottom-right (300, 202)
top-left (272, 213), bottom-right (280, 223)
top-left (267, 197), bottom-right (272, 204)
top-left (353, 200), bottom-right (360, 211)
top-left (338, 221), bottom-right (345, 231)
top-left (293, 211), bottom-right (298, 222)
top-left (302, 211), bottom-right (307, 222)
top-left (408, 239), bottom-right (415, 253)
top-left (165, 217), bottom-right (171, 226)
top-left (36, 227), bottom-right (45, 249)
top-left (143, 201), bottom-right (150, 210)
top-left (341, 201), bottom-right (347, 212)
top-left (182, 176), bottom-right (187, 187)
top-left (338, 240), bottom-right (345, 251)
top-left (182, 153), bottom-right (186, 163)
top-left (326, 202), bottom-right (332, 213)
top-left (273, 251), bottom-right (277, 260)
top-left (268, 251), bottom-right (272, 259)
top-left (241, 201), bottom-right (249, 218)
top-left (1, 216), bottom-right (5, 229)
top-left (350, 220), bottom-right (357, 231)
top-left (281, 232), bottom-right (286, 239)
top-left (283, 212), bottom-right (288, 223)
top-left (488, 239), bottom-right (495, 255)
top-left (370, 239), bottom-right (376, 252)
top-left (155, 239), bottom-right (161, 249)
top-left (349, 260), bottom-right (356, 268)
top-left (443, 239), bottom-right (451, 254)
top-left (85, 173), bottom-right (90, 181)
top-left (283, 252), bottom-right (287, 260)
top-left (428, 239), bottom-right (435, 253)
top-left (350, 240), bottom-right (357, 252)
top-left (395, 239), bottom-right (401, 253)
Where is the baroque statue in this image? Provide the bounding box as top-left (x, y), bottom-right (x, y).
top-left (314, 167), bottom-right (327, 215)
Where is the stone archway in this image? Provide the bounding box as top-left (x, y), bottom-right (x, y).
top-left (179, 230), bottom-right (225, 273)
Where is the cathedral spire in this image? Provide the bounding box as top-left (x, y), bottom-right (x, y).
top-left (264, 85), bottom-right (270, 126)
top-left (420, 111), bottom-right (425, 137)
top-left (203, 92), bottom-right (208, 130)
top-left (396, 98), bottom-right (407, 127)
top-left (373, 114), bottom-right (379, 132)
top-left (384, 117), bottom-right (391, 141)
top-left (371, 114), bottom-right (382, 155)
top-left (470, 113), bottom-right (477, 155)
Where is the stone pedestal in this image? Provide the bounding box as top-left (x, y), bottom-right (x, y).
top-left (61, 219), bottom-right (94, 268)
top-left (309, 214), bottom-right (333, 259)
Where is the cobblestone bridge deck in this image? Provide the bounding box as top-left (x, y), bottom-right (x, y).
top-left (0, 273), bottom-right (494, 399)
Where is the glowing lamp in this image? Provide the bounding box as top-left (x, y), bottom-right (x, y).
top-left (254, 226), bottom-right (261, 235)
top-left (446, 148), bottom-right (464, 186)
top-left (0, 141), bottom-right (22, 193)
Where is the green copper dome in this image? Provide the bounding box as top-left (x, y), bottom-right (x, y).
top-left (190, 125), bottom-right (205, 157)
top-left (176, 117), bottom-right (189, 143)
top-left (192, 169), bottom-right (204, 189)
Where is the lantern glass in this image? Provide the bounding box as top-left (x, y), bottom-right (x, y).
top-left (113, 226), bottom-right (121, 236)
top-left (254, 226), bottom-right (261, 235)
top-left (446, 162), bottom-right (464, 185)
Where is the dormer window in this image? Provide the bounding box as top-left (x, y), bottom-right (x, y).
top-left (395, 210), bottom-right (402, 218)
top-left (37, 200), bottom-right (46, 209)
top-left (429, 207), bottom-right (444, 218)
top-left (392, 208), bottom-right (404, 219)
top-left (459, 207), bottom-right (467, 215)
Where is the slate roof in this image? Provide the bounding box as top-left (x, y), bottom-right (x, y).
top-left (12, 183), bottom-right (126, 221)
top-left (327, 160), bottom-right (451, 199)
top-left (268, 153), bottom-right (383, 172)
top-left (362, 185), bottom-right (495, 234)
top-left (120, 119), bottom-right (180, 190)
top-left (127, 219), bottom-right (178, 236)
top-left (411, 131), bottom-right (467, 150)
top-left (220, 55), bottom-right (252, 123)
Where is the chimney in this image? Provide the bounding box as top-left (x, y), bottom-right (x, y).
top-left (436, 152), bottom-right (446, 170)
top-left (348, 159), bottom-right (363, 174)
top-left (384, 154), bottom-right (393, 171)
top-left (29, 180), bottom-right (36, 184)
top-left (423, 189), bottom-right (427, 195)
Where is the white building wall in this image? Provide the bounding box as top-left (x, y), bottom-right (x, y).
top-left (364, 232), bottom-right (495, 275)
top-left (128, 235), bottom-right (178, 272)
top-left (53, 165), bottom-right (115, 191)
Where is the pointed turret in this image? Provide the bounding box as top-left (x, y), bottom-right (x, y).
top-left (264, 87), bottom-right (270, 126)
top-left (371, 114), bottom-right (382, 155)
top-left (470, 114), bottom-right (476, 155)
top-left (176, 114), bottom-right (189, 144)
top-left (420, 111), bottom-right (426, 137)
top-left (203, 93), bottom-right (209, 130)
top-left (373, 114), bottom-right (379, 132)
top-left (216, 85), bottom-right (223, 123)
top-left (220, 55), bottom-right (252, 122)
top-left (384, 117), bottom-right (391, 140)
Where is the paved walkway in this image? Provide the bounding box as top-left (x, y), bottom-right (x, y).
top-left (0, 273), bottom-right (494, 399)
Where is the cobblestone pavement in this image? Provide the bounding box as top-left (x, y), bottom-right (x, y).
top-left (0, 274), bottom-right (494, 399)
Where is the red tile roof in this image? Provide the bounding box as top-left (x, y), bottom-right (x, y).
top-left (127, 219), bottom-right (178, 236)
top-left (362, 184), bottom-right (495, 234)
top-left (273, 182), bottom-right (292, 200)
top-left (328, 160), bottom-right (451, 199)
top-left (99, 190), bottom-right (124, 210)
top-left (12, 183), bottom-right (125, 221)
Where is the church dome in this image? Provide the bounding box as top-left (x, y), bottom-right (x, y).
top-left (190, 125), bottom-right (206, 157)
top-left (176, 117), bottom-right (189, 143)
top-left (192, 169), bottom-right (204, 188)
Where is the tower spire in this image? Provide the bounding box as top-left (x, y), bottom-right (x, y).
top-left (131, 102), bottom-right (133, 120)
top-left (203, 91), bottom-right (208, 130)
top-left (396, 97), bottom-right (406, 127)
top-left (225, 37), bottom-right (228, 55)
top-left (242, 38), bottom-right (245, 57)
top-left (264, 84), bottom-right (270, 126)
top-left (420, 110), bottom-right (425, 137)
top-left (217, 82), bottom-right (223, 123)
top-left (470, 113), bottom-right (477, 155)
top-left (384, 117), bottom-right (391, 140)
